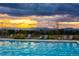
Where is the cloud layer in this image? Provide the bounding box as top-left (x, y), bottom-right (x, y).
top-left (0, 3), bottom-right (79, 16)
top-left (0, 14), bottom-right (79, 22)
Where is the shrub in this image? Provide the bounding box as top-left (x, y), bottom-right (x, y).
top-left (13, 34), bottom-right (26, 39)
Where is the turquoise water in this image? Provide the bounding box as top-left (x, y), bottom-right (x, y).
top-left (0, 40), bottom-right (79, 56)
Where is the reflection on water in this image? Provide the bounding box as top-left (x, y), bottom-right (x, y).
top-left (0, 40), bottom-right (79, 56)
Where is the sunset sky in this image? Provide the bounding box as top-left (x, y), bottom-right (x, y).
top-left (0, 3), bottom-right (79, 29)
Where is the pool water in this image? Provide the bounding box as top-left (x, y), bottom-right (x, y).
top-left (0, 40), bottom-right (79, 56)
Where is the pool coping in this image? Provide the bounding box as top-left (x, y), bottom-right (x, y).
top-left (0, 38), bottom-right (79, 43)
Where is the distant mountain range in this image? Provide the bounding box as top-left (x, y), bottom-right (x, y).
top-left (3, 27), bottom-right (79, 31)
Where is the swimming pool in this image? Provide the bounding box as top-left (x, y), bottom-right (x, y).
top-left (0, 40), bottom-right (79, 56)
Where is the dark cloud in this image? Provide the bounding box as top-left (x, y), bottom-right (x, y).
top-left (0, 3), bottom-right (79, 16)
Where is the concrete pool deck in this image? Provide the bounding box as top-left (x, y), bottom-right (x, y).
top-left (0, 38), bottom-right (79, 43)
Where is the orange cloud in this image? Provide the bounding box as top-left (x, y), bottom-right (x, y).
top-left (0, 14), bottom-right (37, 29)
top-left (0, 14), bottom-right (79, 29)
